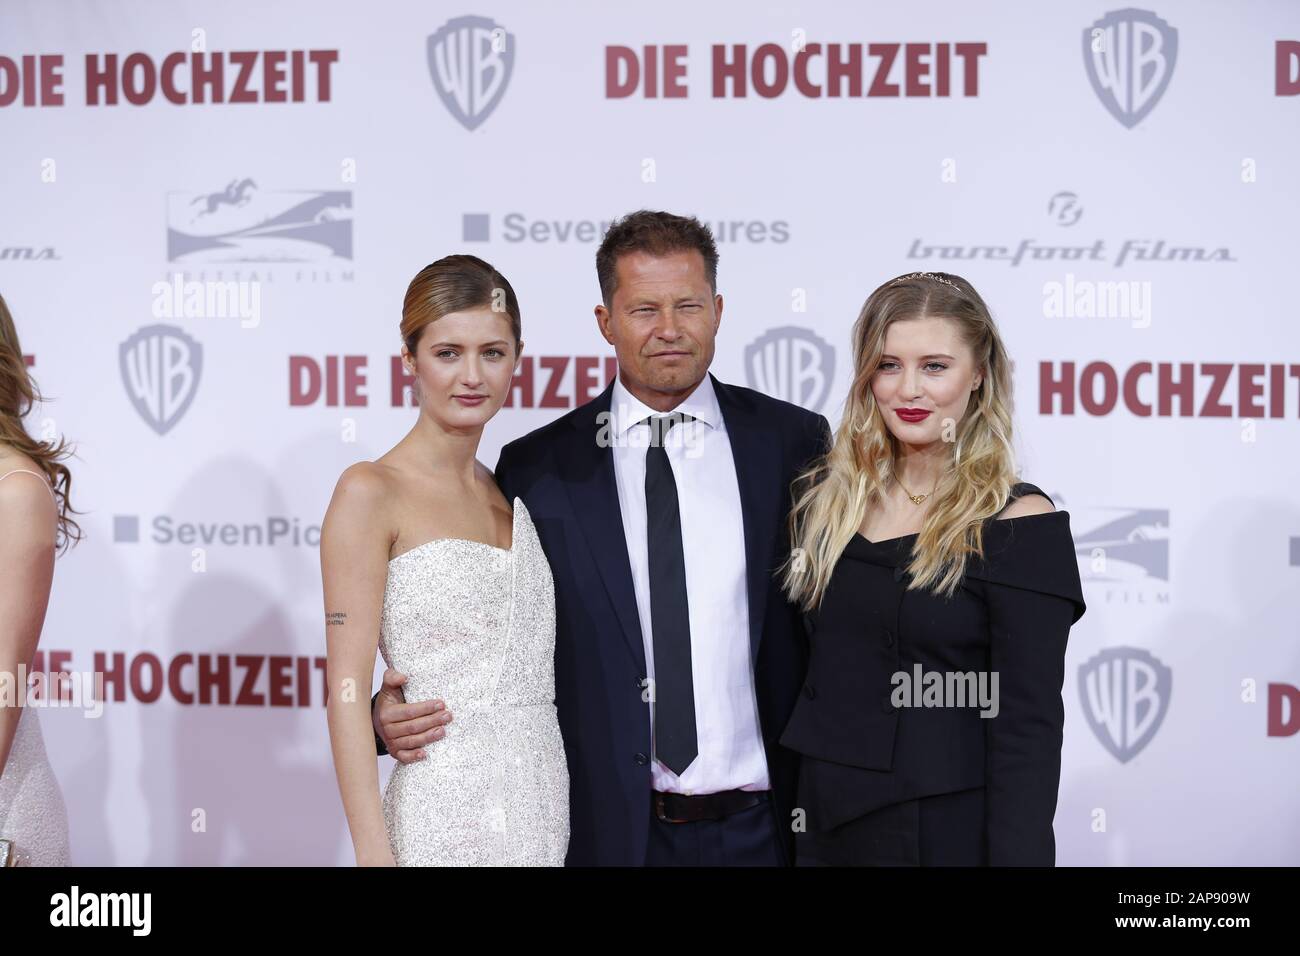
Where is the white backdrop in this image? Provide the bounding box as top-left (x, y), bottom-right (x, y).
top-left (2, 0), bottom-right (1297, 865)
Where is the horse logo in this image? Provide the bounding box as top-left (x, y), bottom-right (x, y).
top-left (191, 178), bottom-right (258, 218)
top-left (167, 178), bottom-right (353, 262)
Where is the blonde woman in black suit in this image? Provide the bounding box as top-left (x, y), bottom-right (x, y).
top-left (780, 272), bottom-right (1086, 866)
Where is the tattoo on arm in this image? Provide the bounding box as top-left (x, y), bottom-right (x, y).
top-left (326, 611), bottom-right (348, 627)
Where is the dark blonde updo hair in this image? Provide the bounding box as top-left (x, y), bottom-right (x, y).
top-left (401, 254), bottom-right (522, 356)
top-left (0, 292), bottom-right (82, 552)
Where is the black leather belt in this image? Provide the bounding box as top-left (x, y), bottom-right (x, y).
top-left (652, 788), bottom-right (770, 823)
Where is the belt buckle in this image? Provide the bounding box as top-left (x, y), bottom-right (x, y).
top-left (654, 792), bottom-right (691, 824)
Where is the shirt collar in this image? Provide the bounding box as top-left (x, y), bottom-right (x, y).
top-left (609, 371), bottom-right (721, 437)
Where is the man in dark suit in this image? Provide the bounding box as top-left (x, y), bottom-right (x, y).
top-left (374, 210), bottom-right (829, 865)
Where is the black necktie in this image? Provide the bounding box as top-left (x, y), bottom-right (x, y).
top-left (644, 412), bottom-right (697, 776)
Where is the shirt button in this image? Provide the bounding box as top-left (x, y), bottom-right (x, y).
top-left (634, 752), bottom-right (649, 765)
top-left (803, 682), bottom-right (816, 700)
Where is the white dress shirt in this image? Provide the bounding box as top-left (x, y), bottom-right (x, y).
top-left (607, 373), bottom-right (770, 795)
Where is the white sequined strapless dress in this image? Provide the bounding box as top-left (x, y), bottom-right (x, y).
top-left (0, 706), bottom-right (71, 866)
top-left (379, 496), bottom-right (569, 866)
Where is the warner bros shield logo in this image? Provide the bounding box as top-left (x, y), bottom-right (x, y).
top-left (1083, 8), bottom-right (1178, 128)
top-left (427, 15), bottom-right (515, 130)
top-left (744, 326), bottom-right (835, 412)
top-left (120, 325), bottom-right (203, 435)
top-left (1079, 647), bottom-right (1172, 763)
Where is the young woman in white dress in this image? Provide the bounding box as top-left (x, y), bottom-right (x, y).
top-left (0, 293), bottom-right (75, 867)
top-left (322, 255), bottom-right (568, 866)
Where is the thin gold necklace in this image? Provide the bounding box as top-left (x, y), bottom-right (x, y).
top-left (893, 470), bottom-right (935, 506)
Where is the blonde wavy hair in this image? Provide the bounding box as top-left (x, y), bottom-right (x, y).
top-left (0, 292), bottom-right (81, 552)
top-left (781, 272), bottom-right (1018, 610)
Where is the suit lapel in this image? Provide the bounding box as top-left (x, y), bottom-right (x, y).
top-left (555, 374), bottom-right (786, 674)
top-left (712, 374), bottom-right (783, 667)
top-left (556, 381), bottom-right (647, 674)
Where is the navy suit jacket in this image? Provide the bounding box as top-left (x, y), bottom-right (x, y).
top-left (493, 373), bottom-right (831, 865)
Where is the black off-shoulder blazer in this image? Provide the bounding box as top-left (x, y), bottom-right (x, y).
top-left (779, 482), bottom-right (1086, 865)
